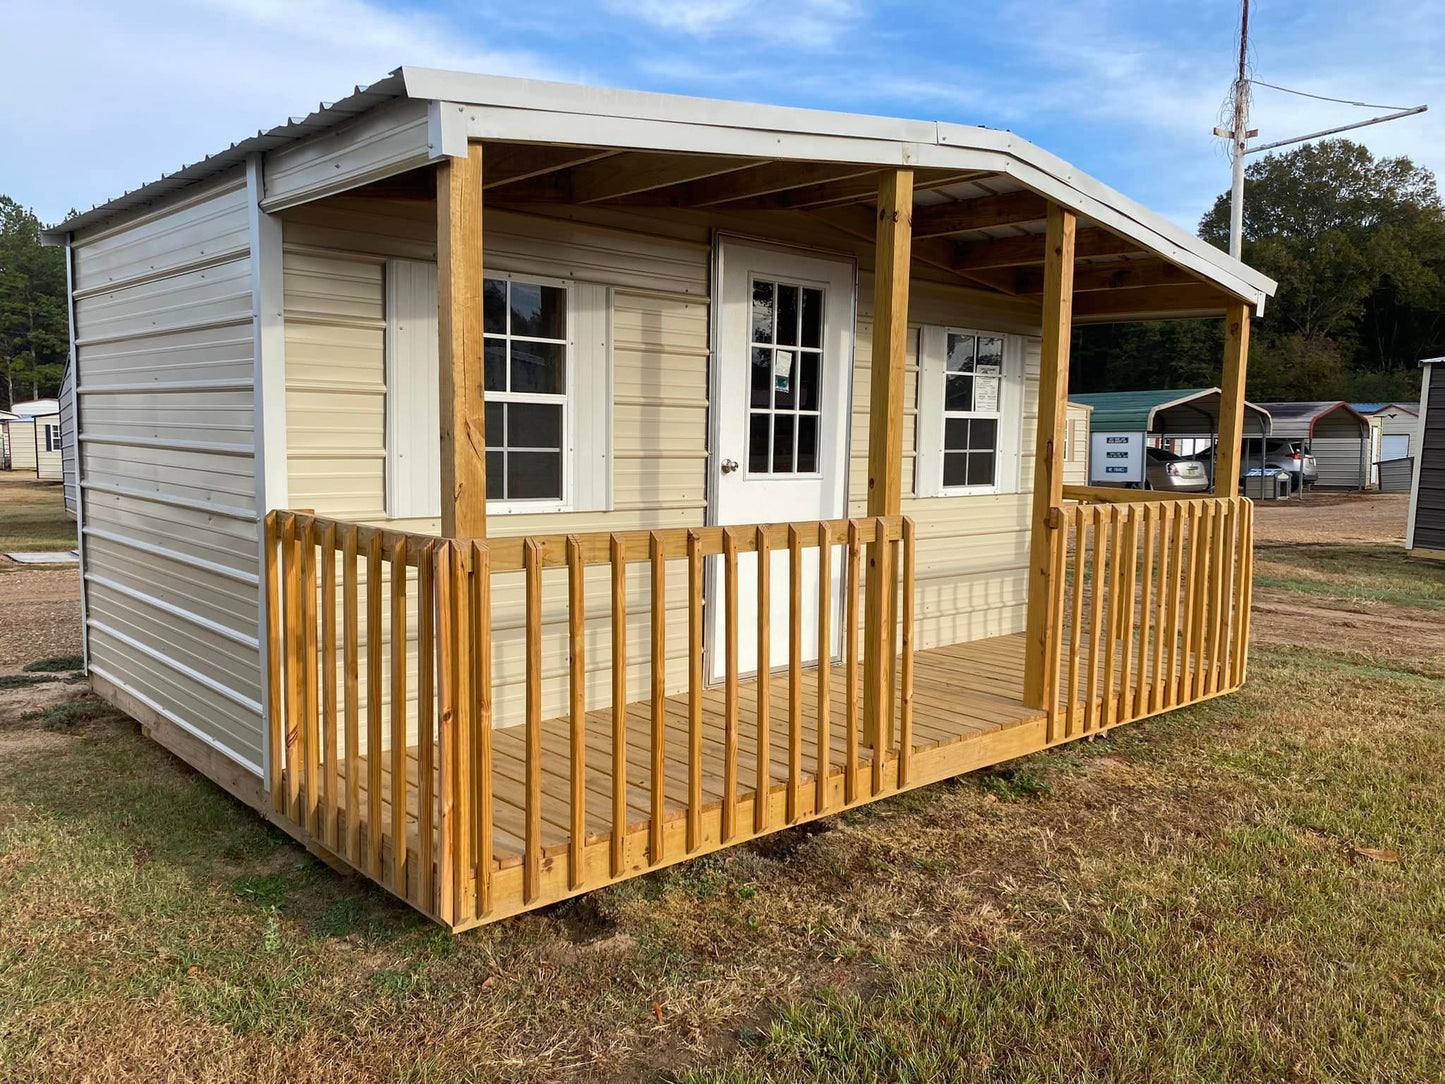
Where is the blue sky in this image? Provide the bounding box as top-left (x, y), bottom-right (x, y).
top-left (4, 0), bottom-right (1443, 231)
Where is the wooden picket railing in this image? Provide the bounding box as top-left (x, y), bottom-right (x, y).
top-left (1042, 493), bottom-right (1254, 740)
top-left (265, 511), bottom-right (915, 927)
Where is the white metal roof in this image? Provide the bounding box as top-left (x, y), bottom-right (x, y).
top-left (44, 66), bottom-right (1276, 309)
top-left (11, 398), bottom-right (61, 417)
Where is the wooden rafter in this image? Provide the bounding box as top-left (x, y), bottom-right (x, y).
top-left (1072, 283), bottom-right (1236, 319)
top-left (951, 228), bottom-right (1145, 271)
top-left (1016, 258), bottom-right (1201, 295)
top-left (911, 190), bottom-right (1048, 239)
top-left (616, 161), bottom-right (882, 207)
top-left (803, 206), bottom-right (1016, 295)
top-left (481, 144), bottom-right (622, 190)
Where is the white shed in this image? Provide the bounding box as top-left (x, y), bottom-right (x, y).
top-left (9, 399), bottom-right (62, 480)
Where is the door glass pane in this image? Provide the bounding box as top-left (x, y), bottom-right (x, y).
top-left (773, 349), bottom-right (795, 409)
top-left (507, 402), bottom-right (562, 449)
top-left (773, 414), bottom-right (795, 473)
top-left (483, 279), bottom-right (507, 335)
top-left (975, 336), bottom-right (1003, 373)
top-left (946, 333), bottom-right (976, 372)
top-left (749, 413), bottom-right (770, 473)
top-left (508, 451), bottom-right (562, 499)
top-left (945, 373), bottom-right (973, 411)
top-left (751, 280), bottom-right (774, 344)
top-left (798, 351), bottom-right (820, 411)
top-left (776, 284), bottom-right (799, 346)
top-left (510, 340), bottom-right (565, 394)
top-left (800, 288), bottom-right (822, 349)
top-left (796, 415), bottom-right (818, 473)
top-left (751, 347), bottom-right (773, 407)
top-left (509, 282), bottom-right (565, 339)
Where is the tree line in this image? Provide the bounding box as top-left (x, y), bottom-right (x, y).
top-left (0, 197), bottom-right (68, 410)
top-left (1072, 139), bottom-right (1445, 402)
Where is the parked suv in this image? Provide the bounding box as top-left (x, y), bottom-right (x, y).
top-left (1191, 439), bottom-right (1318, 493)
top-left (1144, 447), bottom-right (1210, 491)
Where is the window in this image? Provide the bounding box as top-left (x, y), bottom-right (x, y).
top-left (914, 326), bottom-right (1024, 498)
top-left (747, 277), bottom-right (824, 475)
top-left (44, 423), bottom-right (60, 453)
top-left (941, 332), bottom-right (1005, 489)
top-left (483, 277), bottom-right (569, 503)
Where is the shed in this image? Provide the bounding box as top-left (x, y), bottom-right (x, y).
top-left (1406, 360), bottom-right (1445, 558)
top-left (1068, 387), bottom-right (1271, 488)
top-left (1355, 402), bottom-right (1420, 464)
top-left (1259, 401), bottom-right (1370, 489)
top-left (59, 365), bottom-right (78, 514)
top-left (0, 410), bottom-right (21, 470)
top-left (1063, 401), bottom-right (1092, 486)
top-left (9, 399), bottom-right (62, 480)
top-left (41, 66), bottom-right (1276, 929)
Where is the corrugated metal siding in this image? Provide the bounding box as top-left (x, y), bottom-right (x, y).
top-left (60, 368), bottom-right (78, 510)
top-left (1413, 367), bottom-right (1445, 550)
top-left (7, 421), bottom-right (36, 471)
top-left (1311, 412), bottom-right (1367, 488)
top-left (71, 171), bottom-right (263, 773)
top-left (1379, 457), bottom-right (1414, 493)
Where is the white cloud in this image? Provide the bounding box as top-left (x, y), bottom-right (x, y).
top-left (605, 0), bottom-right (864, 48)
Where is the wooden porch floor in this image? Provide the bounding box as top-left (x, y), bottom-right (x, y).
top-left (347, 628), bottom-right (1183, 878)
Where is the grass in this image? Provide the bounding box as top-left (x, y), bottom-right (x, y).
top-left (22, 655), bottom-right (84, 674)
top-left (0, 476), bottom-right (74, 553)
top-left (3, 541), bottom-right (1445, 1080)
top-left (1254, 541), bottom-right (1445, 608)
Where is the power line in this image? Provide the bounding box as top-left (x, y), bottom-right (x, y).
top-left (1249, 79), bottom-right (1413, 112)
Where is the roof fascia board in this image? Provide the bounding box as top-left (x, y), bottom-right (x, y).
top-left (428, 100), bottom-right (470, 159)
top-left (260, 97), bottom-right (434, 214)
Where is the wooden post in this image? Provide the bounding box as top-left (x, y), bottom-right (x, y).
top-left (438, 142), bottom-right (487, 539)
top-left (863, 168), bottom-right (913, 750)
top-left (1022, 203), bottom-right (1076, 708)
top-left (1214, 300), bottom-right (1252, 498)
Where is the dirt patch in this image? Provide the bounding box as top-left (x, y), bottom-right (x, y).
top-left (1250, 589), bottom-right (1445, 677)
top-left (0, 566), bottom-right (81, 670)
top-left (1253, 491), bottom-right (1409, 546)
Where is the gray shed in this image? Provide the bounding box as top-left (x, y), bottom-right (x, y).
top-left (1406, 359), bottom-right (1445, 558)
top-left (1258, 401), bottom-right (1370, 489)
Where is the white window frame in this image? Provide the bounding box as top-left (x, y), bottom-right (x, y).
top-left (1063, 416), bottom-right (1076, 462)
top-left (481, 269), bottom-right (613, 517)
top-left (44, 423), bottom-right (60, 453)
top-left (914, 326), bottom-right (1025, 498)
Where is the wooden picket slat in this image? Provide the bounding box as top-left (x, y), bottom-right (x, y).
top-left (1115, 506), bottom-right (1140, 725)
top-left (342, 526), bottom-right (360, 864)
top-left (472, 541), bottom-right (493, 916)
top-left (280, 517), bottom-right (300, 822)
top-left (898, 518), bottom-right (915, 787)
top-left (418, 543), bottom-right (436, 913)
top-left (1084, 504), bottom-right (1109, 732)
top-left (609, 535), bottom-right (627, 877)
top-left (755, 526), bottom-right (772, 831)
top-left (1064, 505), bottom-right (1088, 738)
top-left (365, 533), bottom-right (384, 878)
top-left (264, 515), bottom-right (284, 814)
top-left (568, 536), bottom-right (587, 889)
top-left (815, 523), bottom-right (833, 809)
top-left (787, 525), bottom-right (804, 821)
top-left (686, 530), bottom-right (703, 853)
top-left (869, 517), bottom-right (892, 795)
top-left (523, 539), bottom-right (543, 903)
top-left (649, 532), bottom-right (667, 863)
top-left (1042, 507), bottom-right (1068, 739)
top-left (723, 528), bottom-right (741, 841)
top-left (320, 525), bottom-right (339, 848)
top-left (301, 519), bottom-right (319, 835)
top-left (1133, 504), bottom-right (1158, 721)
top-left (844, 520), bottom-right (861, 804)
top-left (1163, 502), bottom-right (1187, 709)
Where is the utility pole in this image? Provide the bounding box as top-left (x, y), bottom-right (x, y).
top-left (1227, 0), bottom-right (1250, 260)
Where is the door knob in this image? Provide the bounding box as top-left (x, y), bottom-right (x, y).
top-left (721, 458), bottom-right (739, 474)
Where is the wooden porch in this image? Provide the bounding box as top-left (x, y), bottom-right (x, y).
top-left (264, 494), bottom-right (1252, 929)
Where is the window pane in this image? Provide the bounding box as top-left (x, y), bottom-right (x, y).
top-left (484, 339), bottom-right (507, 392)
top-left (509, 282), bottom-right (565, 339)
top-left (483, 279), bottom-right (507, 335)
top-left (946, 333), bottom-right (975, 373)
top-left (749, 412), bottom-right (771, 473)
top-left (507, 402), bottom-right (562, 449)
top-left (944, 373), bottom-right (973, 411)
top-left (773, 349), bottom-right (795, 410)
top-left (969, 417), bottom-right (998, 451)
top-left (800, 288), bottom-right (822, 349)
top-left (966, 452), bottom-right (996, 487)
top-left (796, 415), bottom-right (818, 473)
top-left (798, 351), bottom-right (820, 411)
top-left (773, 414), bottom-right (795, 473)
top-left (485, 402), bottom-right (504, 446)
top-left (944, 417), bottom-right (969, 452)
top-left (751, 347), bottom-right (773, 408)
top-left (486, 450), bottom-right (504, 500)
top-left (510, 340), bottom-right (566, 394)
top-left (751, 280), bottom-right (774, 344)
top-left (508, 451), bottom-right (562, 499)
top-left (776, 284), bottom-right (799, 347)
top-left (943, 452), bottom-right (968, 488)
top-left (976, 336), bottom-right (1004, 374)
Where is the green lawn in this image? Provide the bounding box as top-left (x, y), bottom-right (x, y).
top-left (3, 542), bottom-right (1444, 1081)
top-left (0, 476), bottom-right (74, 552)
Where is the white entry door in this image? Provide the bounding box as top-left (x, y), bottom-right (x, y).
top-left (709, 238), bottom-right (855, 682)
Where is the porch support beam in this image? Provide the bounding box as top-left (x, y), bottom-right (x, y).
top-left (438, 141), bottom-right (488, 538)
top-left (1213, 301), bottom-right (1252, 497)
top-left (863, 168), bottom-right (913, 752)
top-left (911, 190), bottom-right (1048, 239)
top-left (1022, 203), bottom-right (1076, 710)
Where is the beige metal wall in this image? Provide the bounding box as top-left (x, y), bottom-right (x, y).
top-left (33, 413), bottom-right (62, 481)
top-left (6, 420), bottom-right (36, 471)
top-left (1064, 403), bottom-right (1091, 487)
top-left (60, 366), bottom-right (78, 511)
top-left (70, 172), bottom-right (265, 773)
top-left (278, 195), bottom-right (1044, 728)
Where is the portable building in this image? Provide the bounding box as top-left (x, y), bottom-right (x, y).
top-left (0, 411), bottom-right (21, 470)
top-left (41, 67), bottom-right (1275, 929)
top-left (1259, 402), bottom-right (1370, 489)
top-left (1406, 360), bottom-right (1445, 558)
top-left (8, 399), bottom-right (62, 480)
top-left (1067, 388), bottom-right (1271, 489)
top-left (1063, 401), bottom-right (1091, 486)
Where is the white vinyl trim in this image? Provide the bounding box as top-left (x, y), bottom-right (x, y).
top-left (915, 326), bottom-right (1024, 498)
top-left (385, 259), bottom-right (442, 519)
